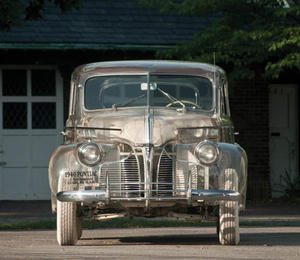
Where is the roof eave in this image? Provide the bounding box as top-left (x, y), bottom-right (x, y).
top-left (0, 43), bottom-right (174, 51)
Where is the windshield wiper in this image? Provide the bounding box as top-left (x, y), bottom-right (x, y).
top-left (157, 88), bottom-right (186, 112)
top-left (113, 93), bottom-right (146, 109)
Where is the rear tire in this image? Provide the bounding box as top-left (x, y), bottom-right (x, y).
top-left (76, 217), bottom-right (82, 240)
top-left (216, 214), bottom-right (220, 236)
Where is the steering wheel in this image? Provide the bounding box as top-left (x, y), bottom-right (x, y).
top-left (166, 100), bottom-right (201, 109)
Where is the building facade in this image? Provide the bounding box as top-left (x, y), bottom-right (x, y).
top-left (0, 0), bottom-right (298, 201)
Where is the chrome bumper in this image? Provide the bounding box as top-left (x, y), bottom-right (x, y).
top-left (57, 189), bottom-right (239, 203)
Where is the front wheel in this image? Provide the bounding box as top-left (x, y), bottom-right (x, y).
top-left (218, 201), bottom-right (240, 245)
top-left (218, 169), bottom-right (240, 245)
top-left (57, 200), bottom-right (78, 245)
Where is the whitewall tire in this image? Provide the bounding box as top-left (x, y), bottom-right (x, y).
top-left (218, 169), bottom-right (240, 245)
top-left (56, 181), bottom-right (78, 246)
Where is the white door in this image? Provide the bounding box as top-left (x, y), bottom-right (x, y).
top-left (269, 84), bottom-right (299, 198)
top-left (0, 66), bottom-right (63, 200)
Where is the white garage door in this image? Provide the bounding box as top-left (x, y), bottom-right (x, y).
top-left (0, 66), bottom-right (63, 200)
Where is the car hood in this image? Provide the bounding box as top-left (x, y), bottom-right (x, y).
top-left (79, 108), bottom-right (219, 146)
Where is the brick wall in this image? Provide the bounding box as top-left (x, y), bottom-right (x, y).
top-left (230, 80), bottom-right (271, 201)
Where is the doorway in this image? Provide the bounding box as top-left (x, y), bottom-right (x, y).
top-left (269, 84), bottom-right (299, 198)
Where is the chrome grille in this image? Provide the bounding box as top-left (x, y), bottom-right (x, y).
top-left (98, 144), bottom-right (203, 199)
top-left (175, 162), bottom-right (187, 195)
top-left (100, 154), bottom-right (142, 197)
top-left (120, 155), bottom-right (140, 191)
top-left (191, 165), bottom-right (201, 189)
top-left (175, 163), bottom-right (201, 195)
top-left (156, 151), bottom-right (173, 195)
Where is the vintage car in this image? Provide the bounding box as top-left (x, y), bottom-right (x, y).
top-left (49, 60), bottom-right (247, 246)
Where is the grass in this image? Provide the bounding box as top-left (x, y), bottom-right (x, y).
top-left (0, 218), bottom-right (214, 231)
top-left (1, 217), bottom-right (300, 231)
top-left (0, 219), bottom-right (56, 230)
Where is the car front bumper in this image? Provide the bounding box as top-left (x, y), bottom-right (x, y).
top-left (57, 189), bottom-right (240, 203)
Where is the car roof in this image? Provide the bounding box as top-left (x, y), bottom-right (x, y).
top-left (73, 60), bottom-right (224, 78)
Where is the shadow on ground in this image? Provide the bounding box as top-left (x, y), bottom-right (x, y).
top-left (78, 231), bottom-right (300, 247)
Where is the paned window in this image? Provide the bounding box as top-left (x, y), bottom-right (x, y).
top-left (2, 70), bottom-right (27, 96)
top-left (32, 102), bottom-right (56, 129)
top-left (3, 102), bottom-right (27, 129)
top-left (31, 70), bottom-right (56, 96)
top-left (1, 68), bottom-right (57, 130)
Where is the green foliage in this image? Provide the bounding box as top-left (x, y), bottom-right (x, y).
top-left (0, 218), bottom-right (56, 230)
top-left (140, 0), bottom-right (300, 79)
top-left (278, 170), bottom-right (300, 201)
top-left (0, 0), bottom-right (81, 31)
top-left (25, 0), bottom-right (81, 20)
top-left (0, 0), bottom-right (23, 31)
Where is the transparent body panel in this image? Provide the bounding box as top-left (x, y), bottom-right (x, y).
top-left (49, 61), bottom-right (247, 217)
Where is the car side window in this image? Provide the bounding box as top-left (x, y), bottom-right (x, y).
top-left (220, 82), bottom-right (230, 116)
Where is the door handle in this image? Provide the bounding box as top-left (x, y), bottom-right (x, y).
top-left (0, 162), bottom-right (7, 166)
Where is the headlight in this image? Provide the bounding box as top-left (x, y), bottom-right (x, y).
top-left (194, 141), bottom-right (219, 165)
top-left (77, 142), bottom-right (102, 166)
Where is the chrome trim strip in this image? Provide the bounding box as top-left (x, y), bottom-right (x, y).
top-left (65, 126), bottom-right (122, 131)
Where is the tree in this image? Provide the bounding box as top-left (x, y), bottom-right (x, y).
top-left (140, 0), bottom-right (300, 79)
top-left (0, 0), bottom-right (81, 32)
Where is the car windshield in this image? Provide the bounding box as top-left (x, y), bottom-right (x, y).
top-left (84, 75), bottom-right (213, 110)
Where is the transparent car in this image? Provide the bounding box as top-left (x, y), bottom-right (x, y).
top-left (49, 61), bottom-right (247, 245)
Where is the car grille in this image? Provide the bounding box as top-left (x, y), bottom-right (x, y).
top-left (100, 154), bottom-right (142, 197)
top-left (99, 146), bottom-right (201, 198)
top-left (156, 151), bottom-right (173, 195)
